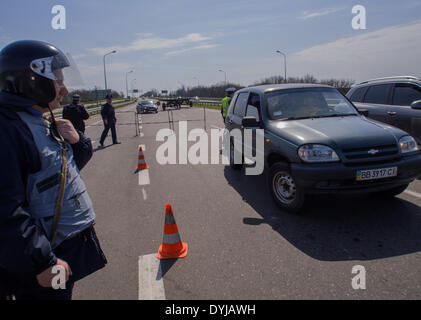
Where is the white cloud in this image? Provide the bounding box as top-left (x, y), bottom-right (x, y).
top-left (89, 33), bottom-right (213, 55)
top-left (288, 20), bottom-right (421, 82)
top-left (165, 44), bottom-right (219, 56)
top-left (299, 8), bottom-right (343, 20)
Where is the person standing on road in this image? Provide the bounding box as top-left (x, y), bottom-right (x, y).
top-left (0, 40), bottom-right (107, 300)
top-left (221, 88), bottom-right (236, 122)
top-left (99, 94), bottom-right (120, 147)
top-left (62, 94), bottom-right (89, 133)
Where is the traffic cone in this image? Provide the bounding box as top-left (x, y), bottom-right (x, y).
top-left (157, 204), bottom-right (188, 260)
top-left (135, 145), bottom-right (149, 173)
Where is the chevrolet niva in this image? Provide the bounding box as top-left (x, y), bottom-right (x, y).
top-left (225, 84), bottom-right (421, 213)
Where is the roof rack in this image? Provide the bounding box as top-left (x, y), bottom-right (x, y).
top-left (357, 76), bottom-right (421, 85)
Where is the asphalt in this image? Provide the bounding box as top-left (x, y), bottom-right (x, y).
top-left (72, 103), bottom-right (421, 300)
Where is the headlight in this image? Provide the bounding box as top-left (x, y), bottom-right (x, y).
top-left (399, 136), bottom-right (418, 154)
top-left (298, 144), bottom-right (340, 163)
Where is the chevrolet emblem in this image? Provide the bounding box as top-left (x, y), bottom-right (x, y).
top-left (368, 149), bottom-right (379, 155)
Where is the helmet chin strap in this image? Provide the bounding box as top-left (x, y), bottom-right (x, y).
top-left (46, 103), bottom-right (65, 145)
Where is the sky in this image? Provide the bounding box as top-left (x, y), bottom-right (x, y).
top-left (0, 0), bottom-right (421, 94)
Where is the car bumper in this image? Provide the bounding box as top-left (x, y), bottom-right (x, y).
top-left (290, 153), bottom-right (421, 194)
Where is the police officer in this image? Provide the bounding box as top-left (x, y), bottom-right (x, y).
top-left (62, 94), bottom-right (89, 133)
top-left (221, 88), bottom-right (236, 122)
top-left (99, 94), bottom-right (120, 147)
top-left (0, 40), bottom-right (107, 300)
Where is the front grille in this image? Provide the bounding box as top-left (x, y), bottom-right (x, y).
top-left (341, 144), bottom-right (399, 164)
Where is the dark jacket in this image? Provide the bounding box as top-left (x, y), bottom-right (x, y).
top-left (101, 103), bottom-right (116, 126)
top-left (0, 92), bottom-right (94, 293)
top-left (62, 103), bottom-right (89, 133)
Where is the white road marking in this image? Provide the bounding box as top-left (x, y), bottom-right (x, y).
top-left (138, 169), bottom-right (150, 186)
top-left (138, 254), bottom-right (166, 300)
top-left (404, 190), bottom-right (421, 200)
top-left (140, 132), bottom-right (145, 137)
top-left (142, 187), bottom-right (148, 200)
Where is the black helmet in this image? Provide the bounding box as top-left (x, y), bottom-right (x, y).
top-left (0, 40), bottom-right (70, 108)
top-left (72, 94), bottom-right (80, 102)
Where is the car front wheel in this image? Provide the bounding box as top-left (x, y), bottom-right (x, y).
top-left (268, 163), bottom-right (305, 213)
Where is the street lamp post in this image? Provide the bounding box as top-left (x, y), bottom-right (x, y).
top-left (276, 50), bottom-right (287, 83)
top-left (103, 50), bottom-right (117, 91)
top-left (131, 78), bottom-right (137, 98)
top-left (126, 70), bottom-right (133, 98)
top-left (218, 69), bottom-right (227, 86)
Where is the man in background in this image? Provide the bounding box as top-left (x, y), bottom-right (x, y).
top-left (221, 88), bottom-right (236, 122)
top-left (62, 94), bottom-right (89, 133)
top-left (99, 94), bottom-right (120, 147)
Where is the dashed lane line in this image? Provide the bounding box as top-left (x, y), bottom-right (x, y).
top-left (404, 190), bottom-right (421, 200)
top-left (138, 254), bottom-right (166, 300)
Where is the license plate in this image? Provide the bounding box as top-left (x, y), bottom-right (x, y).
top-left (356, 167), bottom-right (398, 181)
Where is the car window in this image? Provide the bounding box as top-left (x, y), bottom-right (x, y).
top-left (349, 87), bottom-right (367, 102)
top-left (363, 84), bottom-right (391, 104)
top-left (393, 83), bottom-right (421, 106)
top-left (266, 88), bottom-right (358, 120)
top-left (246, 93), bottom-right (260, 121)
top-left (233, 92), bottom-right (248, 117)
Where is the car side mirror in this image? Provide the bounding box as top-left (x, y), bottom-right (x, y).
top-left (411, 100), bottom-right (421, 110)
top-left (242, 116), bottom-right (259, 127)
top-left (358, 109), bottom-right (369, 117)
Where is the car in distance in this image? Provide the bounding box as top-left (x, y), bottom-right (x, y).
top-left (137, 100), bottom-right (158, 114)
top-left (225, 84), bottom-right (421, 213)
top-left (346, 76), bottom-right (421, 145)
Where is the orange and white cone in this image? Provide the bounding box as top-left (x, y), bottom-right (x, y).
top-left (157, 204), bottom-right (188, 260)
top-left (135, 145), bottom-right (149, 173)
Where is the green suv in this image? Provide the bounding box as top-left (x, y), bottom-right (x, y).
top-left (225, 84), bottom-right (421, 213)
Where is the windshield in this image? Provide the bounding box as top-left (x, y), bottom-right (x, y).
top-left (140, 101), bottom-right (154, 106)
top-left (266, 88), bottom-right (358, 120)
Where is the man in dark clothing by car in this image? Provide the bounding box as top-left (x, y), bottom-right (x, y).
top-left (99, 94), bottom-right (120, 147)
top-left (0, 40), bottom-right (107, 300)
top-left (62, 94), bottom-right (89, 133)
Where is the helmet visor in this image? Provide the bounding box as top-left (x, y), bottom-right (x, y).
top-left (30, 51), bottom-right (84, 88)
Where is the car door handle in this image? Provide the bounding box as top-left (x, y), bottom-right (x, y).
top-left (387, 111), bottom-right (397, 116)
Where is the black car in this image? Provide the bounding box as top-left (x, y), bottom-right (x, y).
top-left (137, 100), bottom-right (158, 114)
top-left (346, 76), bottom-right (421, 145)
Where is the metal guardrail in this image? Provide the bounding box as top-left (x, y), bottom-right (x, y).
top-left (195, 100), bottom-right (222, 106)
top-left (55, 100), bottom-right (135, 119)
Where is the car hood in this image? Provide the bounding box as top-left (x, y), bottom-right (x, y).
top-left (267, 116), bottom-right (405, 149)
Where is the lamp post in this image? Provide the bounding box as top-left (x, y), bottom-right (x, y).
top-left (218, 69), bottom-right (227, 86)
top-left (126, 70), bottom-right (133, 99)
top-left (103, 50), bottom-right (117, 91)
top-left (131, 78), bottom-right (137, 98)
top-left (276, 50), bottom-right (287, 83)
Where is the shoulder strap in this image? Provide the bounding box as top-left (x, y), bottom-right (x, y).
top-left (50, 145), bottom-right (68, 246)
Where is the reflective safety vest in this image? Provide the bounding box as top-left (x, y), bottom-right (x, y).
top-left (221, 97), bottom-right (231, 117)
top-left (17, 111), bottom-right (95, 248)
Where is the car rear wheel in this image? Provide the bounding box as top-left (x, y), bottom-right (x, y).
top-left (268, 163), bottom-right (305, 213)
